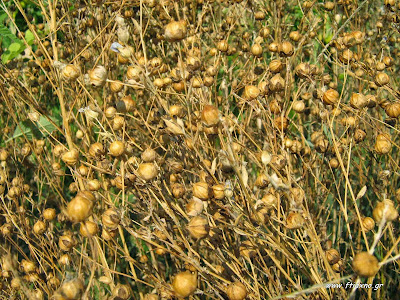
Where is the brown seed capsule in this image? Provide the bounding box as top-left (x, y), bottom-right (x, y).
top-left (88, 66), bottom-right (107, 87)
top-left (251, 43), bottom-right (263, 57)
top-left (172, 271), bottom-right (197, 298)
top-left (361, 217), bottom-right (375, 232)
top-left (102, 208), bottom-right (121, 231)
top-left (43, 208), bottom-right (56, 221)
top-left (274, 116), bottom-right (288, 131)
top-left (326, 248), bottom-right (340, 265)
top-left (374, 72), bottom-right (390, 86)
top-left (172, 183), bottom-right (185, 198)
top-left (59, 278), bottom-right (84, 300)
top-left (286, 212), bottom-right (305, 229)
top-left (269, 74), bottom-right (285, 92)
top-left (164, 20), bottom-right (187, 41)
top-left (61, 64), bottom-right (80, 81)
top-left (59, 233), bottom-right (76, 251)
top-left (116, 95), bottom-right (136, 113)
top-left (61, 149), bottom-right (79, 165)
top-left (89, 142), bottom-right (105, 159)
top-left (79, 221), bottom-right (99, 237)
top-left (137, 163), bottom-right (158, 181)
top-left (385, 103), bottom-right (400, 118)
top-left (269, 59), bottom-right (283, 73)
top-left (268, 42), bottom-right (279, 52)
top-left (226, 281), bottom-right (247, 300)
top-left (374, 134), bottom-right (391, 155)
top-left (292, 100), bottom-right (305, 113)
top-left (212, 184), bottom-right (225, 200)
top-left (323, 89), bottom-right (339, 105)
top-left (201, 105), bottom-right (220, 126)
top-left (188, 216), bottom-right (209, 239)
top-left (324, 1), bottom-right (335, 10)
top-left (261, 193), bottom-right (277, 209)
top-left (289, 31), bottom-right (302, 42)
top-left (186, 198), bottom-right (204, 216)
top-left (279, 41), bottom-right (294, 57)
top-left (66, 191), bottom-right (95, 222)
top-left (243, 85), bottom-right (260, 100)
top-left (20, 259), bottom-right (36, 273)
top-left (112, 284), bottom-right (131, 300)
top-left (354, 129), bottom-right (366, 143)
top-left (126, 66), bottom-right (141, 80)
top-left (217, 40), bottom-right (229, 52)
top-left (193, 182), bottom-right (209, 200)
top-left (141, 148), bottom-right (157, 162)
top-left (352, 252), bottom-right (379, 277)
top-left (109, 80), bottom-right (124, 93)
top-left (109, 141), bottom-right (125, 157)
top-left (169, 105), bottom-right (186, 118)
top-left (372, 199), bottom-right (398, 222)
top-left (350, 93), bottom-right (367, 109)
top-left (143, 294), bottom-right (159, 300)
top-left (33, 220), bottom-right (47, 235)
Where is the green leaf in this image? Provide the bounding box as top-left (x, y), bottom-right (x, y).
top-left (25, 29), bottom-right (34, 45)
top-left (8, 42), bottom-right (21, 52)
top-left (7, 116), bottom-right (61, 142)
top-left (0, 13), bottom-right (8, 24)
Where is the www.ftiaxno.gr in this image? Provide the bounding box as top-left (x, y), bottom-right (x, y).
top-left (326, 282), bottom-right (383, 291)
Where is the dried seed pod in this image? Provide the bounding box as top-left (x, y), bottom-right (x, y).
top-left (329, 158), bottom-right (339, 169)
top-left (88, 66), bottom-right (107, 87)
top-left (374, 72), bottom-right (390, 86)
top-left (295, 63), bottom-right (311, 78)
top-left (112, 284), bottom-right (131, 300)
top-left (169, 105), bottom-right (186, 118)
top-left (217, 40), bottom-right (229, 52)
top-left (186, 198), bottom-right (204, 216)
top-left (113, 116), bottom-right (125, 131)
top-left (59, 278), bottom-right (84, 300)
top-left (339, 49), bottom-right (353, 63)
top-left (137, 163), bottom-right (158, 181)
top-left (350, 93), bottom-right (367, 109)
top-left (322, 89), bottom-right (339, 105)
top-left (331, 258), bottom-right (344, 273)
top-left (212, 184), bottom-right (225, 200)
top-left (289, 31), bottom-right (302, 42)
top-left (269, 59), bottom-right (283, 73)
top-left (79, 220), bottom-right (99, 237)
top-left (188, 216), bottom-right (209, 239)
top-left (109, 80), bottom-right (124, 93)
top-left (361, 217), bottom-right (375, 232)
top-left (43, 208), bottom-right (56, 221)
top-left (201, 105), bottom-right (220, 126)
top-left (326, 248), bottom-right (340, 265)
top-left (102, 208), bottom-right (121, 231)
top-left (59, 233), bottom-right (76, 251)
top-left (255, 173), bottom-right (269, 189)
top-left (172, 271), bottom-right (197, 298)
top-left (61, 149), bottom-right (79, 165)
top-left (260, 193), bottom-right (276, 209)
top-left (89, 142), bottom-right (105, 159)
top-left (33, 220), bottom-right (47, 235)
top-left (20, 259), bottom-right (36, 273)
top-left (164, 20), bottom-right (187, 41)
top-left (243, 85), bottom-right (260, 100)
top-left (193, 182), bottom-right (210, 200)
top-left (372, 199), bottom-right (398, 222)
top-left (66, 191), bottom-right (95, 222)
top-left (61, 64), bottom-right (80, 81)
top-left (279, 41), bottom-right (294, 57)
top-left (116, 95), bottom-right (136, 113)
top-left (143, 294), bottom-right (159, 300)
top-left (354, 129), bottom-right (366, 143)
top-left (141, 148), bottom-right (157, 162)
top-left (251, 43), bottom-right (263, 57)
top-left (352, 252), bottom-right (379, 277)
top-left (286, 212), bottom-right (304, 229)
top-left (269, 74), bottom-right (285, 92)
top-left (226, 281), bottom-right (247, 300)
top-left (126, 66), bottom-right (141, 80)
top-left (274, 116), bottom-right (288, 131)
top-left (292, 100), bottom-right (305, 113)
top-left (385, 103), bottom-right (400, 118)
top-left (109, 141), bottom-right (125, 157)
top-left (172, 183), bottom-right (185, 198)
top-left (374, 134), bottom-right (391, 155)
